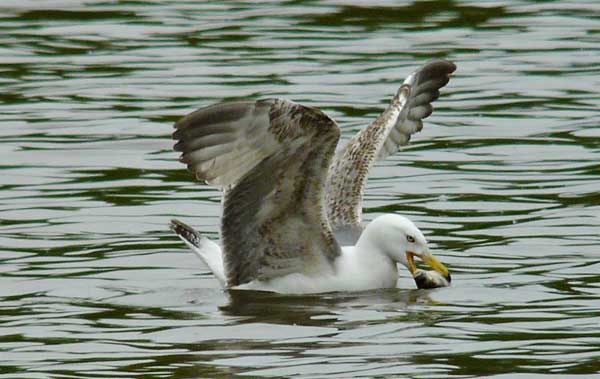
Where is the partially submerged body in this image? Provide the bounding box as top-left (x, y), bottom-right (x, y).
top-left (172, 219), bottom-right (450, 293)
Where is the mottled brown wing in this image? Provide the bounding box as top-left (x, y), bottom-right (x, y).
top-left (326, 60), bottom-right (456, 243)
top-left (173, 99), bottom-right (342, 287)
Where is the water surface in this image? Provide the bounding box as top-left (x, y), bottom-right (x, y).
top-left (1, 1), bottom-right (599, 377)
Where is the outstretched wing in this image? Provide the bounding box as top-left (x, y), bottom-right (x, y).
top-left (173, 99), bottom-right (342, 287)
top-left (326, 59), bottom-right (456, 243)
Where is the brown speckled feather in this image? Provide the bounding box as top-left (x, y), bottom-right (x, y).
top-left (173, 99), bottom-right (342, 287)
top-left (326, 59), bottom-right (456, 243)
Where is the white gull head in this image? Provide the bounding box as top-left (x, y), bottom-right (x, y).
top-left (356, 214), bottom-right (450, 283)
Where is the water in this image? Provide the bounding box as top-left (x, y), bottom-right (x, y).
top-left (1, 1), bottom-right (599, 377)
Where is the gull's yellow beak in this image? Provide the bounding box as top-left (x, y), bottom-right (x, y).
top-left (406, 251), bottom-right (451, 282)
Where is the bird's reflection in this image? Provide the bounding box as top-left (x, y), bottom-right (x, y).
top-left (219, 287), bottom-right (437, 326)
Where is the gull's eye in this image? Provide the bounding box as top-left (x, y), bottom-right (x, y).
top-left (407, 235), bottom-right (415, 243)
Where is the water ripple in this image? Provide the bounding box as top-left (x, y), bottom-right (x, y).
top-left (1, 0), bottom-right (599, 378)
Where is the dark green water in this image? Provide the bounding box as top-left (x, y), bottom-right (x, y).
top-left (1, 1), bottom-right (599, 378)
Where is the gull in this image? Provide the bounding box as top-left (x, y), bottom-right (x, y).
top-left (170, 59), bottom-right (456, 294)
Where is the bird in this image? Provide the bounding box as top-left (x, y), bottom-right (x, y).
top-left (170, 59), bottom-right (456, 294)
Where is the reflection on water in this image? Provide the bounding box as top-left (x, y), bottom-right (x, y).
top-left (222, 289), bottom-right (436, 326)
top-left (1, 0), bottom-right (599, 377)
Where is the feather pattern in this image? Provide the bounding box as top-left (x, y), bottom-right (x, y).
top-left (325, 59), bottom-right (456, 240)
top-left (173, 99), bottom-right (342, 286)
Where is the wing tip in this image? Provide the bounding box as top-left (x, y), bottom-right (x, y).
top-left (424, 58), bottom-right (457, 74)
top-left (416, 59), bottom-right (457, 87)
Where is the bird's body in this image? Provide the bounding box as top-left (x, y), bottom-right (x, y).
top-left (171, 59), bottom-right (456, 294)
top-left (241, 244), bottom-right (399, 294)
top-left (172, 214), bottom-right (436, 293)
